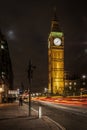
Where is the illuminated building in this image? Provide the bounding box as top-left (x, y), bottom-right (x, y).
top-left (0, 30), bottom-right (13, 102)
top-left (64, 71), bottom-right (80, 96)
top-left (48, 10), bottom-right (64, 95)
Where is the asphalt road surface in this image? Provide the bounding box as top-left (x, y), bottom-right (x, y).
top-left (31, 101), bottom-right (87, 130)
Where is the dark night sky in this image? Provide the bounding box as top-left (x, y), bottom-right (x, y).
top-left (0, 0), bottom-right (87, 92)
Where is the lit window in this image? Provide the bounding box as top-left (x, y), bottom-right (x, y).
top-left (65, 82), bottom-right (68, 86)
top-left (69, 82), bottom-right (72, 85)
top-left (74, 82), bottom-right (76, 85)
top-left (1, 45), bottom-right (4, 49)
top-left (2, 72), bottom-right (5, 75)
top-left (69, 86), bottom-right (72, 90)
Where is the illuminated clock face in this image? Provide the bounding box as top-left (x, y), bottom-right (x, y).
top-left (54, 38), bottom-right (61, 46)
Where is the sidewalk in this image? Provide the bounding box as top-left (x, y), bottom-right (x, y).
top-left (0, 101), bottom-right (61, 130)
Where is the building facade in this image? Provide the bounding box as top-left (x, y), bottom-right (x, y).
top-left (48, 11), bottom-right (64, 95)
top-left (0, 30), bottom-right (13, 102)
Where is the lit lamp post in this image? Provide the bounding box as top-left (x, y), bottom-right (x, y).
top-left (73, 82), bottom-right (77, 96)
top-left (27, 59), bottom-right (35, 116)
top-left (82, 75), bottom-right (86, 79)
top-left (82, 74), bottom-right (86, 90)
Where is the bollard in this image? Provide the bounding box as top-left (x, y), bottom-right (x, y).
top-left (38, 106), bottom-right (42, 118)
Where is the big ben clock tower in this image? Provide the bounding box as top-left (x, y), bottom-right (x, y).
top-left (48, 9), bottom-right (64, 95)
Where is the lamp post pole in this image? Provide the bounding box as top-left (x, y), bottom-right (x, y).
top-left (29, 80), bottom-right (31, 116)
top-left (28, 60), bottom-right (32, 116)
top-left (28, 59), bottom-right (35, 116)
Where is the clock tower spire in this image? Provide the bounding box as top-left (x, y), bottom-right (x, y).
top-left (48, 8), bottom-right (64, 95)
top-left (51, 7), bottom-right (61, 32)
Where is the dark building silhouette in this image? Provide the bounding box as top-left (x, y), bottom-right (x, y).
top-left (0, 30), bottom-right (13, 102)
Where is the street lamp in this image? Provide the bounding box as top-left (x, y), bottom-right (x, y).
top-left (82, 75), bottom-right (86, 79)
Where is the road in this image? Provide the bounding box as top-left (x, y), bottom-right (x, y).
top-left (30, 100), bottom-right (87, 130)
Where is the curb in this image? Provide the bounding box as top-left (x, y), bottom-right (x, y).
top-left (42, 116), bottom-right (66, 130)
